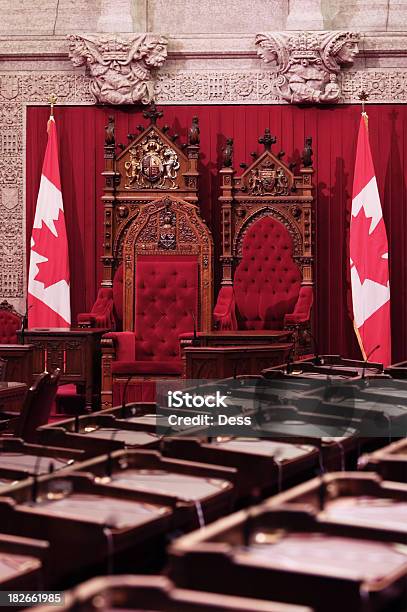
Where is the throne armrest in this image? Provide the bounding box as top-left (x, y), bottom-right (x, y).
top-left (284, 286), bottom-right (314, 326)
top-left (102, 331), bottom-right (136, 361)
top-left (213, 286), bottom-right (237, 330)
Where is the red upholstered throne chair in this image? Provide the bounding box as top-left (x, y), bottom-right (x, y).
top-left (214, 130), bottom-right (315, 354)
top-left (99, 109), bottom-right (213, 408)
top-left (0, 301), bottom-right (22, 344)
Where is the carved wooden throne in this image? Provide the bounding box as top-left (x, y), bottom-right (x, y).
top-left (100, 107), bottom-right (213, 408)
top-left (214, 130), bottom-right (315, 355)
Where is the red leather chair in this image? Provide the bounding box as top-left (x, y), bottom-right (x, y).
top-left (106, 256), bottom-right (198, 379)
top-left (0, 301), bottom-right (22, 344)
top-left (214, 216), bottom-right (313, 331)
top-left (102, 249), bottom-right (211, 408)
top-left (1, 368), bottom-right (61, 443)
top-left (77, 266), bottom-right (123, 330)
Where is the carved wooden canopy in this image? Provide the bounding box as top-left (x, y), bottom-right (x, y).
top-left (219, 130), bottom-right (315, 289)
top-left (101, 106), bottom-right (213, 331)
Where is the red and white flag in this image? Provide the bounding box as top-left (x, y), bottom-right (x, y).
top-left (350, 114), bottom-right (391, 366)
top-left (28, 114), bottom-right (71, 327)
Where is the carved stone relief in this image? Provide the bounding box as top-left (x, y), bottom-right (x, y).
top-left (68, 33), bottom-right (168, 104)
top-left (154, 69), bottom-right (407, 104)
top-left (255, 31), bottom-right (360, 103)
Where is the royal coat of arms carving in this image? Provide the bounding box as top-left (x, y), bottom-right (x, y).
top-left (68, 33), bottom-right (168, 105)
top-left (255, 30), bottom-right (360, 104)
top-left (124, 132), bottom-right (180, 190)
top-left (248, 160), bottom-right (290, 196)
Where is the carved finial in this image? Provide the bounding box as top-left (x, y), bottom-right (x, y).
top-left (143, 102), bottom-right (163, 125)
top-left (289, 162), bottom-right (297, 172)
top-left (250, 151), bottom-right (258, 160)
top-left (223, 138), bottom-right (233, 168)
top-left (162, 124), bottom-right (170, 133)
top-left (301, 136), bottom-right (313, 168)
top-left (171, 133), bottom-right (179, 143)
top-left (48, 93), bottom-right (57, 117)
top-left (277, 150), bottom-right (285, 159)
top-left (188, 116), bottom-right (200, 145)
top-left (105, 116), bottom-right (115, 146)
top-left (137, 125), bottom-right (145, 133)
top-left (358, 90), bottom-right (369, 115)
top-left (258, 128), bottom-right (276, 151)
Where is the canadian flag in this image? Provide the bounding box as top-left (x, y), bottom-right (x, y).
top-left (28, 114), bottom-right (71, 327)
top-left (350, 114), bottom-right (391, 366)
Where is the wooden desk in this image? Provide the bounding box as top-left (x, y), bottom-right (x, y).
top-left (183, 330), bottom-right (292, 347)
top-left (0, 381), bottom-right (27, 414)
top-left (19, 328), bottom-right (108, 411)
top-left (184, 343), bottom-right (292, 379)
top-left (0, 344), bottom-right (33, 386)
top-left (169, 508), bottom-right (407, 612)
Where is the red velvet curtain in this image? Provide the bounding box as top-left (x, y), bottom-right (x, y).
top-left (26, 104), bottom-right (407, 362)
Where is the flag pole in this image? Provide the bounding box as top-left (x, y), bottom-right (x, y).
top-left (353, 90), bottom-right (370, 361)
top-left (358, 89), bottom-right (369, 127)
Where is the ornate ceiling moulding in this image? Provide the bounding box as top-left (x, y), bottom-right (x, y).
top-left (68, 33), bottom-right (168, 105)
top-left (255, 31), bottom-right (360, 104)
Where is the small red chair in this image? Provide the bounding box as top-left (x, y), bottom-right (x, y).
top-left (77, 266), bottom-right (123, 330)
top-left (0, 301), bottom-right (22, 344)
top-left (214, 216), bottom-right (314, 331)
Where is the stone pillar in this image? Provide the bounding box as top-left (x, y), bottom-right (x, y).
top-left (388, 1), bottom-right (407, 31)
top-left (329, 0), bottom-right (388, 30)
top-left (97, 0), bottom-right (134, 32)
top-left (286, 0), bottom-right (324, 30)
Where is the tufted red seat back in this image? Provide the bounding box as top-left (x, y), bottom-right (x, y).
top-left (0, 307), bottom-right (21, 344)
top-left (135, 256), bottom-right (198, 362)
top-left (234, 216), bottom-right (301, 330)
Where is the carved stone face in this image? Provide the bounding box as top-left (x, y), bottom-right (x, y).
top-left (336, 40), bottom-right (359, 64)
top-left (257, 42), bottom-right (278, 66)
top-left (145, 40), bottom-right (168, 68)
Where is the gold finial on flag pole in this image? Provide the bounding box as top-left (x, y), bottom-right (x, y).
top-left (48, 93), bottom-right (58, 117)
top-left (358, 90), bottom-right (369, 126)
